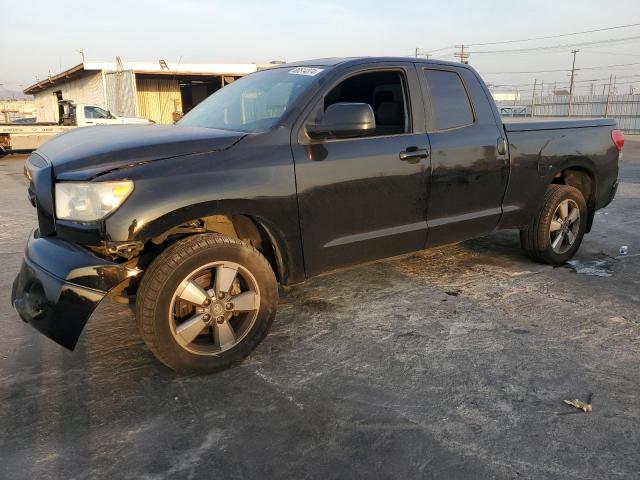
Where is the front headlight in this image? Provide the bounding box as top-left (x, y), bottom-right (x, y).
top-left (55, 181), bottom-right (134, 222)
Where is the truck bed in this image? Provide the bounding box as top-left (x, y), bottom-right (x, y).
top-left (502, 117), bottom-right (616, 132)
top-left (0, 124), bottom-right (72, 152)
top-left (0, 122), bottom-right (58, 126)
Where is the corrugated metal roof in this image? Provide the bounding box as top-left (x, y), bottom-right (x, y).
top-left (82, 61), bottom-right (269, 74)
top-left (24, 61), bottom-right (271, 94)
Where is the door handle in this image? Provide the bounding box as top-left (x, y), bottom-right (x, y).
top-left (497, 137), bottom-right (508, 155)
top-left (399, 147), bottom-right (429, 162)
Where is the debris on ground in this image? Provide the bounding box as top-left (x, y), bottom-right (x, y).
top-left (619, 246), bottom-right (628, 256)
top-left (565, 259), bottom-right (612, 277)
top-left (563, 398), bottom-right (593, 413)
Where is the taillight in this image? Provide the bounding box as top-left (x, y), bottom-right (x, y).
top-left (611, 129), bottom-right (624, 152)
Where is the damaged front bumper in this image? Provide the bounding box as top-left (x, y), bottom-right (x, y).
top-left (11, 229), bottom-right (139, 350)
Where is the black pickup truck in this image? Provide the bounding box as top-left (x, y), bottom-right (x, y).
top-left (12, 57), bottom-right (624, 373)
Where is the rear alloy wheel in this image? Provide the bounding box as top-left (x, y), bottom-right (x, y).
top-left (520, 184), bottom-right (587, 265)
top-left (136, 234), bottom-right (278, 374)
top-left (548, 199), bottom-right (581, 255)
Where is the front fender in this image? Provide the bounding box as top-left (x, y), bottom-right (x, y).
top-left (123, 201), bottom-right (305, 285)
top-left (98, 140), bottom-right (306, 284)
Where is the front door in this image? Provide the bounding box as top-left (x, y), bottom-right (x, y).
top-left (292, 64), bottom-right (430, 277)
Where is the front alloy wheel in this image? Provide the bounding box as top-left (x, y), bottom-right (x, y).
top-left (136, 234), bottom-right (278, 374)
top-left (170, 261), bottom-right (260, 355)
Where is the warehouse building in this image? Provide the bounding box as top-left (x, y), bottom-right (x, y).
top-left (24, 60), bottom-right (274, 124)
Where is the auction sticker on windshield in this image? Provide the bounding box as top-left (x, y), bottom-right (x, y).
top-left (288, 67), bottom-right (324, 76)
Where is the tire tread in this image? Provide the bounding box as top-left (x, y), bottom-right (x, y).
top-left (520, 184), bottom-right (586, 265)
top-left (135, 233), bottom-right (276, 373)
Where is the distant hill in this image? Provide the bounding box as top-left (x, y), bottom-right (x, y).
top-left (0, 88), bottom-right (32, 100)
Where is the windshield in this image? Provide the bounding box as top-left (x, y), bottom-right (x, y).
top-left (179, 67), bottom-right (321, 133)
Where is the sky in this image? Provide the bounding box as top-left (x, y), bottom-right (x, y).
top-left (2, 0), bottom-right (640, 97)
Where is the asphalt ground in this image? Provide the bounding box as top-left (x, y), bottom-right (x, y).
top-left (1, 139), bottom-right (639, 479)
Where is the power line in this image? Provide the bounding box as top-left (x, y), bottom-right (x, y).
top-left (581, 49), bottom-right (640, 57)
top-left (483, 67), bottom-right (576, 74)
top-left (467, 23), bottom-right (640, 46)
top-left (481, 61), bottom-right (640, 75)
top-left (416, 22), bottom-right (640, 56)
top-left (580, 61), bottom-right (640, 70)
top-left (491, 78), bottom-right (640, 94)
top-left (468, 35), bottom-right (640, 54)
top-left (492, 75), bottom-right (640, 89)
top-left (488, 73), bottom-right (640, 90)
top-left (421, 45), bottom-right (457, 55)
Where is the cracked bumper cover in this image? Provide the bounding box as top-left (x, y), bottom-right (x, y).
top-left (11, 229), bottom-right (139, 350)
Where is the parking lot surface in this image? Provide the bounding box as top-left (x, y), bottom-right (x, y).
top-left (1, 140), bottom-right (639, 479)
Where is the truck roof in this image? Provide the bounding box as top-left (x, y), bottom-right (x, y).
top-left (281, 57), bottom-right (468, 69)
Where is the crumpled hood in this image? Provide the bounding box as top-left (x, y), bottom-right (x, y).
top-left (36, 124), bottom-right (246, 180)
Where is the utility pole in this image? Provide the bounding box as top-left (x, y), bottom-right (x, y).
top-left (454, 44), bottom-right (469, 64)
top-left (530, 79), bottom-right (537, 117)
top-left (567, 49), bottom-right (579, 116)
top-left (604, 74), bottom-right (613, 117)
top-left (415, 48), bottom-right (419, 58)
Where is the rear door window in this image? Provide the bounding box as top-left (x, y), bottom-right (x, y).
top-left (423, 69), bottom-right (474, 130)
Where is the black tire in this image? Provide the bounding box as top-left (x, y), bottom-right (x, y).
top-left (136, 233), bottom-right (278, 374)
top-left (520, 184), bottom-right (587, 265)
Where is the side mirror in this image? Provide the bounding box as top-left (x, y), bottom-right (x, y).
top-left (307, 102), bottom-right (376, 140)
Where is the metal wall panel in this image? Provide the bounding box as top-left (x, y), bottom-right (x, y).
top-left (136, 79), bottom-right (182, 124)
top-left (104, 70), bottom-right (138, 118)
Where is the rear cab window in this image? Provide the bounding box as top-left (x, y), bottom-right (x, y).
top-left (423, 69), bottom-right (474, 131)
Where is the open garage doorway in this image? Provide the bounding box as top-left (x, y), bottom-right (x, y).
top-left (179, 76), bottom-right (238, 116)
top-left (135, 74), bottom-right (239, 124)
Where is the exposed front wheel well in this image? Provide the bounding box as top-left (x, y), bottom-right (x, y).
top-left (110, 214), bottom-right (287, 305)
top-left (140, 214), bottom-right (284, 285)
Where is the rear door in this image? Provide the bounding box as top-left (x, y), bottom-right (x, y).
top-left (419, 66), bottom-right (508, 246)
top-left (292, 62), bottom-right (430, 277)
